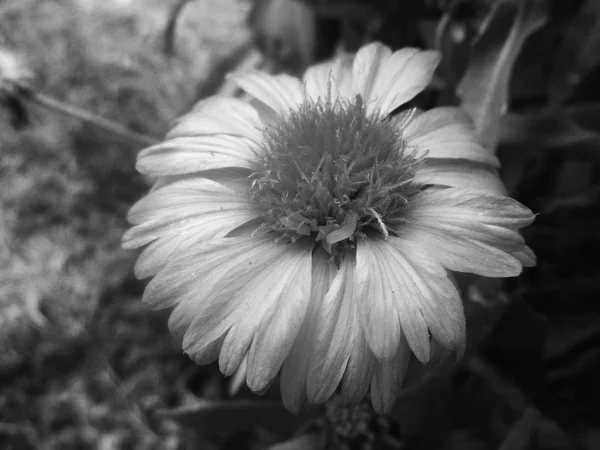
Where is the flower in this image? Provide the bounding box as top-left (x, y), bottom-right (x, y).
top-left (123, 42), bottom-right (536, 413)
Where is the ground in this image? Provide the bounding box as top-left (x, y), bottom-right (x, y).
top-left (0, 1), bottom-right (250, 448)
top-left (1, 1), bottom-right (599, 449)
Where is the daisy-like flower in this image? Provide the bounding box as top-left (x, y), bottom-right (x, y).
top-left (123, 43), bottom-right (535, 414)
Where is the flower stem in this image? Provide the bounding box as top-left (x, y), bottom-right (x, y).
top-left (23, 90), bottom-right (159, 147)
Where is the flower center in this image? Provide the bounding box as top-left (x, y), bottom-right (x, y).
top-left (249, 95), bottom-right (421, 252)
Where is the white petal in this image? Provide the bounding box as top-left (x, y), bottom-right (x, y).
top-left (407, 227), bottom-right (523, 277)
top-left (189, 334), bottom-right (226, 365)
top-left (303, 55), bottom-right (353, 103)
top-left (167, 96), bottom-right (264, 144)
top-left (385, 237), bottom-right (466, 355)
top-left (132, 217), bottom-right (249, 280)
top-left (137, 135), bottom-right (261, 175)
top-left (355, 240), bottom-right (402, 360)
top-left (125, 177), bottom-right (252, 226)
top-left (244, 242), bottom-right (313, 392)
top-left (142, 236), bottom-right (276, 337)
top-left (228, 71), bottom-right (305, 116)
top-left (351, 43), bottom-right (392, 109)
top-left (228, 354), bottom-right (248, 397)
top-left (512, 245), bottom-right (536, 267)
top-left (148, 168), bottom-right (252, 192)
top-left (339, 333), bottom-right (374, 406)
top-left (218, 321), bottom-right (257, 378)
top-left (405, 189), bottom-right (535, 277)
top-left (306, 251), bottom-right (358, 404)
top-left (280, 249), bottom-right (337, 412)
top-left (400, 107), bottom-right (499, 167)
top-left (303, 44), bottom-right (437, 116)
top-left (371, 48), bottom-right (440, 115)
top-left (370, 336), bottom-right (411, 414)
top-left (413, 160), bottom-right (506, 194)
top-left (357, 238), bottom-right (430, 362)
top-left (123, 177), bottom-right (258, 279)
top-left (176, 238), bottom-right (312, 374)
top-left (409, 188), bottom-right (535, 230)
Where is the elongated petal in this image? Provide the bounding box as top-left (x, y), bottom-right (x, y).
top-left (167, 96), bottom-right (264, 143)
top-left (303, 55), bottom-right (354, 103)
top-left (357, 238), bottom-right (430, 362)
top-left (280, 249), bottom-right (337, 412)
top-left (228, 354), bottom-right (248, 397)
top-left (512, 245), bottom-right (536, 267)
top-left (142, 236), bottom-right (277, 334)
top-left (190, 334), bottom-right (226, 365)
top-left (347, 43), bottom-right (439, 116)
top-left (148, 168), bottom-right (252, 192)
top-left (355, 240), bottom-right (402, 360)
top-left (409, 229), bottom-right (523, 277)
top-left (351, 43), bottom-right (392, 109)
top-left (371, 48), bottom-right (440, 115)
top-left (228, 71), bottom-right (304, 116)
top-left (413, 159), bottom-right (506, 194)
top-left (385, 237), bottom-right (466, 355)
top-left (123, 178), bottom-right (258, 279)
top-left (125, 177), bottom-right (252, 227)
top-left (217, 239), bottom-right (311, 383)
top-left (137, 135), bottom-right (260, 175)
top-left (132, 219), bottom-right (246, 280)
top-left (174, 238), bottom-right (312, 373)
top-left (409, 188), bottom-right (535, 230)
top-left (339, 333), bottom-right (374, 406)
top-left (370, 335), bottom-right (411, 414)
top-left (405, 189), bottom-right (536, 277)
top-left (306, 251), bottom-right (359, 403)
top-left (245, 243), bottom-right (313, 392)
top-left (400, 107), bottom-right (499, 167)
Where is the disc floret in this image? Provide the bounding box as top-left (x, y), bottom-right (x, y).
top-left (249, 95), bottom-right (422, 252)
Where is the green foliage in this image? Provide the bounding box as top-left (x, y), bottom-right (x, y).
top-left (1, 0), bottom-right (600, 449)
top-left (0, 0), bottom-right (249, 449)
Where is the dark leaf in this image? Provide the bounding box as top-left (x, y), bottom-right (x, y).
top-left (458, 0), bottom-right (548, 150)
top-left (480, 298), bottom-right (547, 397)
top-left (0, 46), bottom-right (34, 129)
top-left (535, 314), bottom-right (600, 435)
top-left (157, 399), bottom-right (320, 440)
top-left (251, 0), bottom-right (317, 72)
top-left (296, 0), bottom-right (379, 20)
top-left (549, 0), bottom-right (600, 105)
top-left (267, 433), bottom-right (326, 450)
top-left (498, 408), bottom-right (539, 450)
top-left (500, 104), bottom-right (600, 161)
top-left (163, 0), bottom-right (192, 56)
top-left (433, 0), bottom-right (489, 92)
top-left (1, 94), bottom-right (29, 130)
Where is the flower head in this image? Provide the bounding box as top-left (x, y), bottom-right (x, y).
top-left (123, 43), bottom-right (535, 413)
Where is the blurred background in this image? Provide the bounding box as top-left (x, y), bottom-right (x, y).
top-left (0, 0), bottom-right (599, 449)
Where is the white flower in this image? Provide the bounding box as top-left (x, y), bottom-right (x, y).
top-left (123, 43), bottom-right (536, 413)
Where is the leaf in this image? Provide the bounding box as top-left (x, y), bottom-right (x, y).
top-left (163, 0), bottom-right (192, 56)
top-left (268, 433), bottom-right (326, 450)
top-left (296, 0), bottom-right (378, 20)
top-left (480, 297), bottom-right (547, 397)
top-left (549, 0), bottom-right (600, 105)
top-left (498, 408), bottom-right (540, 450)
top-left (457, 0), bottom-right (548, 151)
top-left (432, 0), bottom-right (488, 90)
top-left (250, 0), bottom-right (317, 72)
top-left (500, 104), bottom-right (600, 161)
top-left (157, 399), bottom-right (320, 439)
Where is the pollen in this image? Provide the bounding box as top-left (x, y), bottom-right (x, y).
top-left (249, 95), bottom-right (422, 252)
